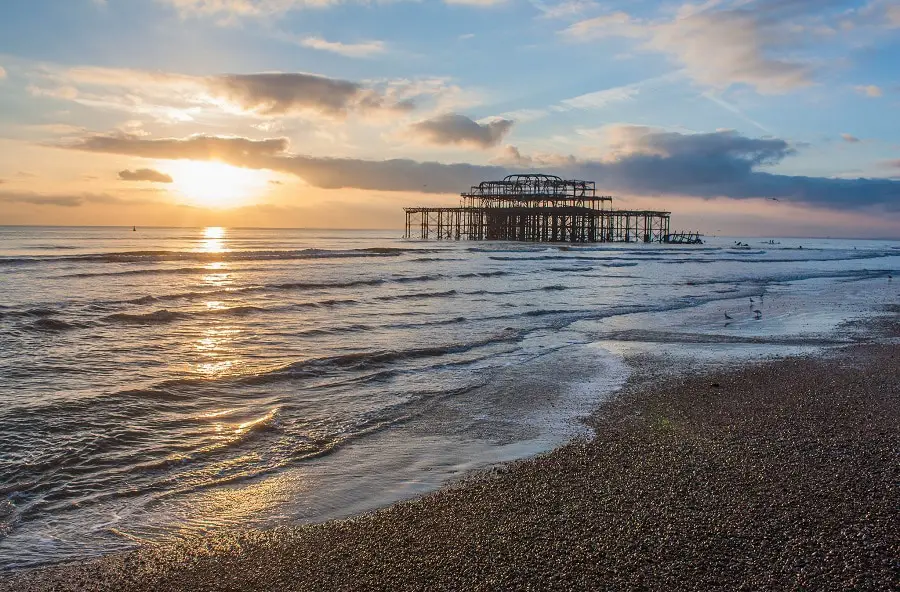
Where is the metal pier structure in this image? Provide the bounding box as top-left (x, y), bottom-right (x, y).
top-left (403, 174), bottom-right (677, 243)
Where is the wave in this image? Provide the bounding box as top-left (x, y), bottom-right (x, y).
top-left (103, 305), bottom-right (266, 325)
top-left (241, 333), bottom-right (523, 386)
top-left (0, 307), bottom-right (60, 319)
top-left (602, 262), bottom-right (640, 267)
top-left (28, 318), bottom-right (87, 332)
top-left (63, 266), bottom-right (221, 278)
top-left (410, 257), bottom-right (465, 262)
top-left (458, 271), bottom-right (511, 278)
top-left (1, 247), bottom-right (437, 267)
top-left (375, 289), bottom-right (458, 301)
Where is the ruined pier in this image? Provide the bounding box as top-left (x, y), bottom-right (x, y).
top-left (403, 174), bottom-right (681, 243)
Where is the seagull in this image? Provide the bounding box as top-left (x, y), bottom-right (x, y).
top-left (724, 311), bottom-right (733, 320)
top-left (753, 309), bottom-right (762, 319)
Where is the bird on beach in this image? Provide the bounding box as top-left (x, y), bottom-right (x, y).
top-left (749, 297), bottom-right (755, 305)
top-left (724, 311), bottom-right (733, 320)
top-left (753, 309), bottom-right (762, 319)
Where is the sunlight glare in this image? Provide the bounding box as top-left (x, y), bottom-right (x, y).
top-left (167, 161), bottom-right (270, 208)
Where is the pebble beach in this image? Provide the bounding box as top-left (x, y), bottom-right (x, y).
top-left (4, 310), bottom-right (897, 591)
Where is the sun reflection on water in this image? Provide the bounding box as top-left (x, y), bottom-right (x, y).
top-left (201, 227), bottom-right (227, 253)
top-left (192, 326), bottom-right (241, 378)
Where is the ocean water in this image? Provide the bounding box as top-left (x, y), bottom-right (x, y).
top-left (0, 226), bottom-right (897, 569)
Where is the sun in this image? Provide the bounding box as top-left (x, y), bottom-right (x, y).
top-left (165, 160), bottom-right (271, 208)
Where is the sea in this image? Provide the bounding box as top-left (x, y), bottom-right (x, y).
top-left (0, 226), bottom-right (897, 569)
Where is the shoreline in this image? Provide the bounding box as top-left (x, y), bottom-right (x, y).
top-left (3, 313), bottom-right (898, 590)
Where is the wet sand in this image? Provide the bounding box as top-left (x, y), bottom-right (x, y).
top-left (3, 320), bottom-right (898, 590)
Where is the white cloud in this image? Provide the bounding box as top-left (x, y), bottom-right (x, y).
top-left (565, 2), bottom-right (822, 94)
top-left (299, 37), bottom-right (386, 58)
top-left (162, 0), bottom-right (508, 22)
top-left (558, 85), bottom-right (639, 110)
top-left (0, 66), bottom-right (7, 80)
top-left (443, 0), bottom-right (507, 5)
top-left (161, 0), bottom-right (340, 20)
top-left (564, 11), bottom-right (635, 38)
top-left (531, 0), bottom-right (599, 19)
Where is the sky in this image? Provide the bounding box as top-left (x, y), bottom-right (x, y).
top-left (0, 0), bottom-right (899, 237)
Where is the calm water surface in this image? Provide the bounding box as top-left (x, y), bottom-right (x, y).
top-left (1, 226), bottom-right (897, 568)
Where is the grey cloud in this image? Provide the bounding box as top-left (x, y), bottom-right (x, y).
top-left (0, 191), bottom-right (141, 207)
top-left (841, 133), bottom-right (861, 143)
top-left (266, 156), bottom-right (506, 193)
top-left (208, 73), bottom-right (415, 116)
top-left (118, 168), bottom-right (174, 183)
top-left (615, 128), bottom-right (793, 166)
top-left (409, 114), bottom-right (514, 148)
top-left (62, 129), bottom-right (900, 211)
top-left (68, 133), bottom-right (289, 161)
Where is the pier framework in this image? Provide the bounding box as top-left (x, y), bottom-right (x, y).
top-left (403, 174), bottom-right (674, 243)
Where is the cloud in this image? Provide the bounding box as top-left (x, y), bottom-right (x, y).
top-left (62, 128), bottom-right (900, 211)
top-left (565, 1), bottom-right (834, 93)
top-left (558, 84), bottom-right (639, 110)
top-left (0, 191), bottom-right (154, 207)
top-left (444, 0), bottom-right (507, 5)
top-left (564, 11), bottom-right (633, 37)
top-left (209, 73), bottom-right (414, 116)
top-left (28, 66), bottom-right (428, 121)
top-left (532, 0), bottom-right (601, 20)
top-left (118, 168), bottom-right (174, 183)
top-left (162, 0), bottom-right (506, 23)
top-left (0, 66), bottom-right (6, 80)
top-left (408, 114), bottom-right (514, 148)
top-left (841, 133), bottom-right (861, 143)
top-left (298, 37), bottom-right (386, 58)
top-left (492, 145), bottom-right (533, 167)
top-left (500, 72), bottom-right (678, 123)
top-left (853, 84), bottom-right (883, 97)
top-left (490, 144), bottom-right (577, 168)
top-left (68, 133), bottom-right (289, 160)
top-left (161, 0), bottom-right (340, 21)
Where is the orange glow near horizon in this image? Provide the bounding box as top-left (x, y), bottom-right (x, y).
top-left (166, 161), bottom-right (271, 208)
